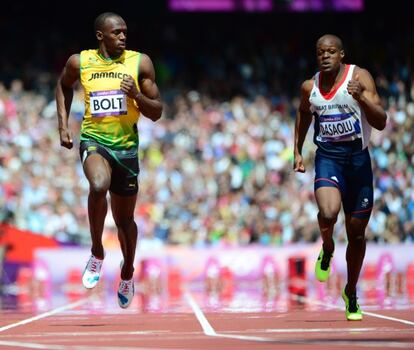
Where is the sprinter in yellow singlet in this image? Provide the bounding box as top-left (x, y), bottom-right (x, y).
top-left (56, 12), bottom-right (163, 308)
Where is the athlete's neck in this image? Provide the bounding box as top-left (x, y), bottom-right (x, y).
top-left (97, 48), bottom-right (123, 61)
top-left (323, 63), bottom-right (345, 85)
top-left (320, 63), bottom-right (346, 92)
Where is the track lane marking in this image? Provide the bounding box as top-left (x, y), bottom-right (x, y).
top-left (0, 298), bottom-right (89, 333)
top-left (291, 294), bottom-right (414, 326)
top-left (184, 292), bottom-right (216, 336)
top-left (0, 341), bottom-right (178, 350)
top-left (185, 291), bottom-right (414, 348)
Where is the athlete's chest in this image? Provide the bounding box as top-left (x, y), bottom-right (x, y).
top-left (310, 85), bottom-right (356, 111)
top-left (83, 63), bottom-right (131, 85)
top-left (81, 63), bottom-right (133, 117)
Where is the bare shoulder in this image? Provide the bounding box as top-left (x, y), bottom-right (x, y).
top-left (60, 54), bottom-right (80, 85)
top-left (139, 53), bottom-right (154, 69)
top-left (298, 78), bottom-right (314, 110)
top-left (66, 54), bottom-right (80, 70)
top-left (301, 78), bottom-right (314, 95)
top-left (353, 65), bottom-right (373, 80)
top-left (139, 53), bottom-right (155, 78)
top-left (140, 52), bottom-right (152, 63)
top-left (353, 65), bottom-right (377, 92)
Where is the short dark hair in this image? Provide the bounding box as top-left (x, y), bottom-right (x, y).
top-left (317, 34), bottom-right (343, 50)
top-left (94, 12), bottom-right (122, 32)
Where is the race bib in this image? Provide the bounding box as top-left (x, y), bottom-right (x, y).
top-left (90, 90), bottom-right (127, 117)
top-left (318, 113), bottom-right (360, 142)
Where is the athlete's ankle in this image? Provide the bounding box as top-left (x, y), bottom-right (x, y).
top-left (120, 267), bottom-right (135, 280)
top-left (344, 284), bottom-right (356, 296)
top-left (322, 242), bottom-right (334, 255)
top-left (91, 247), bottom-right (105, 260)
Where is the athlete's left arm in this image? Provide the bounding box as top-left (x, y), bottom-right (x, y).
top-left (120, 54), bottom-right (163, 121)
top-left (347, 67), bottom-right (387, 130)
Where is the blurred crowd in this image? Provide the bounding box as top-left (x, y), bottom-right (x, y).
top-left (0, 7), bottom-right (413, 247)
top-left (0, 66), bottom-right (413, 246)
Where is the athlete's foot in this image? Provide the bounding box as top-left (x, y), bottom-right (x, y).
top-left (118, 278), bottom-right (134, 308)
top-left (315, 247), bottom-right (333, 282)
top-left (342, 287), bottom-right (363, 321)
top-left (82, 254), bottom-right (104, 289)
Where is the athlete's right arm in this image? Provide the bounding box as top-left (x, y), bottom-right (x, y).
top-left (56, 54), bottom-right (80, 149)
top-left (293, 79), bottom-right (314, 173)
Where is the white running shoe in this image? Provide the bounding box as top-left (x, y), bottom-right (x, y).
top-left (118, 279), bottom-right (134, 308)
top-left (82, 254), bottom-right (104, 289)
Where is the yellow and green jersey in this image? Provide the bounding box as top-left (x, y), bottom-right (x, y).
top-left (79, 49), bottom-right (141, 149)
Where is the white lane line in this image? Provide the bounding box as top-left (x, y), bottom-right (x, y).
top-left (0, 341), bottom-right (178, 350)
top-left (184, 293), bottom-right (216, 336)
top-left (13, 328), bottom-right (398, 338)
top-left (259, 327), bottom-right (392, 333)
top-left (185, 292), bottom-right (304, 342)
top-left (0, 340), bottom-right (65, 349)
top-left (362, 311), bottom-right (414, 326)
top-left (185, 291), bottom-right (414, 348)
top-left (291, 294), bottom-right (414, 326)
top-left (0, 298), bottom-right (89, 333)
top-left (0, 330), bottom-right (171, 338)
top-left (215, 333), bottom-right (276, 342)
top-left (309, 341), bottom-right (414, 349)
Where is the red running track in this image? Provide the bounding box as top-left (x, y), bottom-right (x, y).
top-left (0, 287), bottom-right (413, 350)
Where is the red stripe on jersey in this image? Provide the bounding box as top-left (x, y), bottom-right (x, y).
top-left (319, 64), bottom-right (350, 100)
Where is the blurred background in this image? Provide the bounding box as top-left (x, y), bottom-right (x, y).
top-left (0, 0), bottom-right (413, 311)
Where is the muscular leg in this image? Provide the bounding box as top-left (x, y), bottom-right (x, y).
top-left (315, 187), bottom-right (342, 254)
top-left (344, 214), bottom-right (368, 295)
top-left (111, 192), bottom-right (138, 280)
top-left (83, 154), bottom-right (111, 259)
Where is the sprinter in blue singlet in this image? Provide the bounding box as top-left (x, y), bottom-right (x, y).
top-left (293, 34), bottom-right (387, 321)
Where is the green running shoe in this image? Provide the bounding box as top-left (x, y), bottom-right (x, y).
top-left (342, 288), bottom-right (363, 321)
top-left (315, 248), bottom-right (333, 282)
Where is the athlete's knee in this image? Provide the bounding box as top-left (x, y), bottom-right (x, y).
top-left (318, 210), bottom-right (338, 225)
top-left (349, 234), bottom-right (366, 245)
top-left (114, 216), bottom-right (136, 232)
top-left (347, 217), bottom-right (369, 238)
top-left (89, 175), bottom-right (110, 195)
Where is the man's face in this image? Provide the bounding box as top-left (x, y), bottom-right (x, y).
top-left (316, 38), bottom-right (344, 73)
top-left (99, 16), bottom-right (127, 57)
